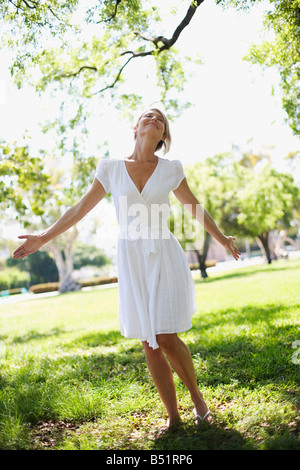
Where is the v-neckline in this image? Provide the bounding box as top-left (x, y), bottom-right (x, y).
top-left (123, 157), bottom-right (160, 195)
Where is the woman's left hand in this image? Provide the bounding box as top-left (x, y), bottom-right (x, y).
top-left (224, 236), bottom-right (241, 261)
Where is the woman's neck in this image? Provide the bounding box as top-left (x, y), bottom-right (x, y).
top-left (130, 137), bottom-right (158, 163)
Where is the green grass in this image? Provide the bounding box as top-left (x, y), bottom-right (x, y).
top-left (0, 258), bottom-right (299, 450)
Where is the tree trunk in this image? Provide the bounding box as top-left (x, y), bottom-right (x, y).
top-left (46, 227), bottom-right (81, 292)
top-left (257, 232), bottom-right (272, 264)
top-left (51, 247), bottom-right (80, 292)
top-left (194, 232), bottom-right (211, 278)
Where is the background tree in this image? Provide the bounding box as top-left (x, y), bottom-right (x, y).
top-left (217, 0), bottom-right (300, 136)
top-left (26, 151), bottom-right (107, 292)
top-left (0, 140), bottom-right (51, 221)
top-left (246, 0), bottom-right (300, 136)
top-left (177, 153), bottom-right (299, 268)
top-left (171, 153), bottom-right (235, 278)
top-left (7, 251), bottom-right (59, 286)
top-left (72, 241), bottom-right (110, 271)
top-left (1, 0), bottom-right (206, 130)
top-left (1, 1), bottom-right (298, 135)
top-left (5, 240), bottom-right (110, 287)
top-left (222, 161), bottom-right (300, 263)
top-left (0, 138), bottom-right (110, 291)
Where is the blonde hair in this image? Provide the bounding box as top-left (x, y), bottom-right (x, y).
top-left (134, 108), bottom-right (172, 155)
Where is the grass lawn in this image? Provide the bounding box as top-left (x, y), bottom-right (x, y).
top-left (0, 258), bottom-right (299, 450)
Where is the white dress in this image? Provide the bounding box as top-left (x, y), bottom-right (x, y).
top-left (95, 156), bottom-right (197, 349)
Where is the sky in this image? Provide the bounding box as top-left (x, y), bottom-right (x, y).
top-left (0, 0), bottom-right (299, 251)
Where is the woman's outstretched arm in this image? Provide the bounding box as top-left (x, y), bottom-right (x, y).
top-left (13, 178), bottom-right (107, 259)
top-left (173, 178), bottom-right (241, 261)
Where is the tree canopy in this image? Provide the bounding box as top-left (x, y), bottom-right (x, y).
top-left (218, 0), bottom-right (300, 135)
top-left (1, 0), bottom-right (299, 134)
top-left (1, 0), bottom-right (206, 124)
top-left (0, 140), bottom-right (51, 221)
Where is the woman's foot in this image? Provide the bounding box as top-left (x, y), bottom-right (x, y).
top-left (155, 415), bottom-right (181, 438)
top-left (193, 407), bottom-right (211, 423)
top-left (193, 396), bottom-right (212, 422)
top-left (167, 414), bottom-right (181, 428)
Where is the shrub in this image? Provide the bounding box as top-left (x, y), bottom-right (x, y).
top-left (29, 276), bottom-right (118, 294)
top-left (29, 283), bottom-right (59, 294)
top-left (0, 268), bottom-right (28, 291)
top-left (78, 276), bottom-right (118, 288)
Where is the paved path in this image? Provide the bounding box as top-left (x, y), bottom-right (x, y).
top-left (1, 252), bottom-right (299, 306)
top-left (0, 281), bottom-right (117, 305)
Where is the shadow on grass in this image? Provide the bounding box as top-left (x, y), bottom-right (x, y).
top-left (150, 420), bottom-right (253, 451)
top-left (149, 417), bottom-right (300, 451)
top-left (1, 297), bottom-right (299, 449)
top-left (65, 329), bottom-right (124, 348)
top-left (12, 327), bottom-right (68, 344)
top-left (188, 302), bottom-right (300, 389)
top-left (193, 302), bottom-right (290, 327)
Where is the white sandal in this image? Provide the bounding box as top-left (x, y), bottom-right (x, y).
top-left (193, 407), bottom-right (211, 423)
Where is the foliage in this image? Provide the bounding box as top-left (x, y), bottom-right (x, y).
top-left (1, 1), bottom-right (299, 135)
top-left (8, 251), bottom-right (59, 285)
top-left (235, 164), bottom-right (299, 237)
top-left (217, 0), bottom-right (300, 135)
top-left (72, 242), bottom-right (110, 270)
top-left (0, 258), bottom-right (299, 449)
top-left (7, 252), bottom-right (55, 285)
top-left (181, 151), bottom-right (299, 264)
top-left (245, 0), bottom-right (300, 135)
top-left (225, 160), bottom-right (300, 263)
top-left (0, 140), bottom-right (51, 221)
top-left (1, 0), bottom-right (205, 127)
top-left (6, 242), bottom-right (110, 286)
top-left (0, 0), bottom-right (78, 43)
top-left (0, 267), bottom-right (28, 290)
top-left (0, 136), bottom-right (104, 291)
top-left (172, 153), bottom-right (299, 271)
top-left (28, 276), bottom-right (118, 293)
top-left (175, 154), bottom-right (233, 277)
top-left (211, 155), bottom-right (299, 239)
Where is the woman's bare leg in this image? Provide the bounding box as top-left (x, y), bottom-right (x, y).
top-left (142, 340), bottom-right (180, 427)
top-left (156, 333), bottom-right (210, 419)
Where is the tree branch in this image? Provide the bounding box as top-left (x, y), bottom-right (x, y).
top-left (8, 0), bottom-right (25, 11)
top-left (160, 0), bottom-right (206, 50)
top-left (57, 65), bottom-right (98, 80)
top-left (21, 0), bottom-right (38, 9)
top-left (54, 0), bottom-right (206, 96)
top-left (93, 0), bottom-right (205, 95)
top-left (8, 0), bottom-right (67, 26)
top-left (133, 31), bottom-right (159, 46)
top-left (92, 51), bottom-right (152, 95)
top-left (103, 0), bottom-right (122, 22)
top-left (134, 0), bottom-right (205, 50)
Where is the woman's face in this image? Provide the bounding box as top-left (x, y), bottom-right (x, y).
top-left (134, 109), bottom-right (166, 142)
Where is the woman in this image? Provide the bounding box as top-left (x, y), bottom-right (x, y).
top-left (13, 108), bottom-right (240, 428)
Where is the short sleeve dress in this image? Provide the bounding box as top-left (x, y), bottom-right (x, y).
top-left (95, 157), bottom-right (197, 349)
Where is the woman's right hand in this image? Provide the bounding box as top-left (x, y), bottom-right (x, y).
top-left (13, 234), bottom-right (44, 259)
top-left (223, 236), bottom-right (241, 261)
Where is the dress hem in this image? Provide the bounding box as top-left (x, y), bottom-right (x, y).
top-left (120, 313), bottom-right (197, 343)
